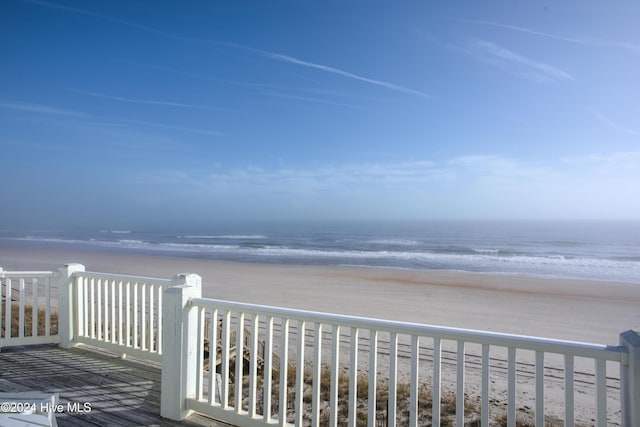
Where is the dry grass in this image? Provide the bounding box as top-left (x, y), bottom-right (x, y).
top-left (495, 413), bottom-right (567, 427)
top-left (0, 303), bottom-right (58, 338)
top-left (234, 362), bottom-right (486, 426)
top-left (202, 325), bottom-right (567, 426)
top-left (495, 413), bottom-right (536, 426)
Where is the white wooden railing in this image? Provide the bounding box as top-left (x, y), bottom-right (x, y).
top-left (0, 268), bottom-right (60, 348)
top-left (1, 264), bottom-right (171, 363)
top-left (69, 266), bottom-right (172, 362)
top-left (162, 274), bottom-right (640, 427)
top-left (1, 265), bottom-right (639, 426)
top-left (184, 298), bottom-right (626, 426)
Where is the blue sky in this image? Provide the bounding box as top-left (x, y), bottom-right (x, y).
top-left (1, 0), bottom-right (639, 228)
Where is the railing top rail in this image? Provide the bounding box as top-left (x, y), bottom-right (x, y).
top-left (1, 271), bottom-right (59, 279)
top-left (190, 296), bottom-right (626, 362)
top-left (73, 270), bottom-right (172, 286)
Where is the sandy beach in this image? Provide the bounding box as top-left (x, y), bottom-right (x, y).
top-left (2, 242), bottom-right (639, 424)
top-left (1, 243), bottom-right (638, 344)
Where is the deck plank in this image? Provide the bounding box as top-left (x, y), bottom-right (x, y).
top-left (0, 344), bottom-right (232, 426)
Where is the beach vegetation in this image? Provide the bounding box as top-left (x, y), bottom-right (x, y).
top-left (0, 303), bottom-right (58, 338)
top-left (216, 361), bottom-right (493, 425)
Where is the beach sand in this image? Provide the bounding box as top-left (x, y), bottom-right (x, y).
top-left (2, 244), bottom-right (637, 344)
top-left (1, 243), bottom-right (639, 424)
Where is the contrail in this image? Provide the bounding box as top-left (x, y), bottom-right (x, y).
top-left (23, 0), bottom-right (431, 99)
top-left (263, 52), bottom-right (433, 99)
top-left (458, 18), bottom-right (640, 54)
top-left (67, 89), bottom-right (227, 111)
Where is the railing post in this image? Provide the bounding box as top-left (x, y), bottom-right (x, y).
top-left (58, 263), bottom-right (85, 348)
top-left (621, 329), bottom-right (640, 427)
top-left (160, 273), bottom-right (202, 421)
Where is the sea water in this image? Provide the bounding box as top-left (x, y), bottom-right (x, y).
top-left (2, 220), bottom-right (639, 283)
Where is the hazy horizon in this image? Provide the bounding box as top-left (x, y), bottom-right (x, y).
top-left (2, 1), bottom-right (639, 228)
top-left (4, 218), bottom-right (640, 234)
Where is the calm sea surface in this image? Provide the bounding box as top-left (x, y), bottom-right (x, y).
top-left (2, 220), bottom-right (639, 283)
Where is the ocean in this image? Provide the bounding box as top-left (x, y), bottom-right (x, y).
top-left (1, 220), bottom-right (639, 283)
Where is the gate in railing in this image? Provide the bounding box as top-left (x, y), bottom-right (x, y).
top-left (161, 277), bottom-right (640, 427)
top-left (0, 268), bottom-right (60, 349)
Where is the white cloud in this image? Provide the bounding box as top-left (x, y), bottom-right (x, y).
top-left (563, 151), bottom-right (640, 173)
top-left (140, 153), bottom-right (640, 193)
top-left (127, 153), bottom-right (640, 220)
top-left (448, 155), bottom-right (551, 179)
top-left (200, 161), bottom-right (444, 192)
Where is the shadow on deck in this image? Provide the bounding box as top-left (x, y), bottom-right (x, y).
top-left (0, 344), bottom-right (231, 427)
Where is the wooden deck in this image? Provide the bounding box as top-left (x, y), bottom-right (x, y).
top-left (0, 344), bottom-right (232, 426)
